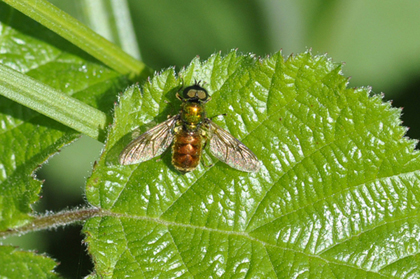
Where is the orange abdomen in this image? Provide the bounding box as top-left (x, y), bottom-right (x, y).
top-left (172, 129), bottom-right (202, 173)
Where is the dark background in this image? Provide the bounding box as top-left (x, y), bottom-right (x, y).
top-left (4, 1), bottom-right (420, 278)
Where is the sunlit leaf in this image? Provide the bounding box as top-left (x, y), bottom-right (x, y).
top-left (85, 50), bottom-right (420, 277)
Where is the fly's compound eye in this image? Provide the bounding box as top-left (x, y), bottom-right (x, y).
top-left (186, 89), bottom-right (196, 98)
top-left (196, 90), bottom-right (207, 100)
top-left (182, 85), bottom-right (209, 101)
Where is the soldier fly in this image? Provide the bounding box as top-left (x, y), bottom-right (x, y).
top-left (119, 83), bottom-right (260, 173)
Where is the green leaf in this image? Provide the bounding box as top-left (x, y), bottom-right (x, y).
top-left (0, 246), bottom-right (59, 278)
top-left (0, 95), bottom-right (77, 230)
top-left (84, 50), bottom-right (420, 277)
top-left (0, 4), bottom-right (128, 229)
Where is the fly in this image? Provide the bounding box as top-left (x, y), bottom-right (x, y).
top-left (119, 83), bottom-right (260, 173)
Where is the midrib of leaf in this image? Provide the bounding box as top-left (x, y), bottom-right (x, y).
top-left (95, 211), bottom-right (394, 278)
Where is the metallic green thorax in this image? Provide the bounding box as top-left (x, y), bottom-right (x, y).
top-left (180, 102), bottom-right (206, 130)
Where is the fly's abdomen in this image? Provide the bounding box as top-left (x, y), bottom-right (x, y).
top-left (172, 129), bottom-right (202, 173)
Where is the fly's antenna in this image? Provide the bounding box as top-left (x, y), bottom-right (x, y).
top-left (193, 79), bottom-right (207, 88)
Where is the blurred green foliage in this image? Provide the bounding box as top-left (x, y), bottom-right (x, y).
top-left (50, 0), bottom-right (420, 94)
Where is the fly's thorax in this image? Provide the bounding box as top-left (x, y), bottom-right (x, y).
top-left (180, 101), bottom-right (205, 126)
top-left (172, 128), bottom-right (204, 173)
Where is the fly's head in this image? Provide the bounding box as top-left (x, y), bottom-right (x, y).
top-left (176, 82), bottom-right (211, 104)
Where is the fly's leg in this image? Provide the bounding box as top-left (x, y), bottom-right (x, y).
top-left (209, 113), bottom-right (227, 121)
top-left (175, 80), bottom-right (185, 101)
top-left (201, 152), bottom-right (215, 168)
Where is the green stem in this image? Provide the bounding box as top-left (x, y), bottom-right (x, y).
top-left (0, 208), bottom-right (103, 238)
top-left (2, 0), bottom-right (152, 80)
top-left (0, 64), bottom-right (107, 141)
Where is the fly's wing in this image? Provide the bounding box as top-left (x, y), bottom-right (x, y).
top-left (208, 120), bottom-right (260, 172)
top-left (119, 115), bottom-right (178, 165)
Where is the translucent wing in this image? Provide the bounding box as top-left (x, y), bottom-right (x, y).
top-left (119, 115), bottom-right (178, 165)
top-left (208, 120), bottom-right (260, 172)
